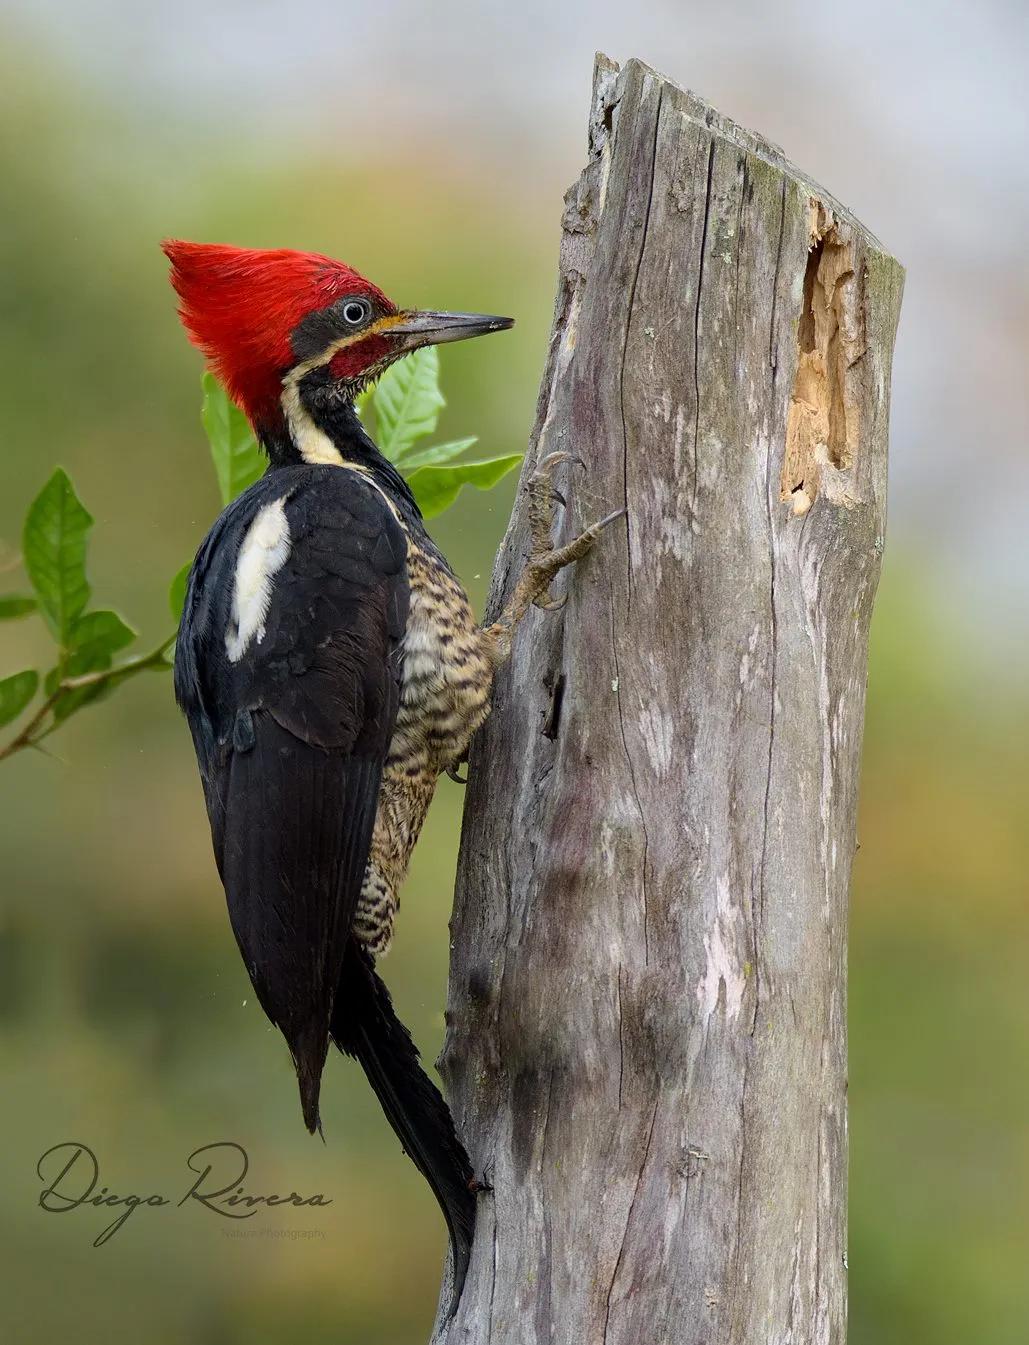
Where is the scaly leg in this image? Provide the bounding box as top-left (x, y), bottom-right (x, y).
top-left (483, 451), bottom-right (625, 667)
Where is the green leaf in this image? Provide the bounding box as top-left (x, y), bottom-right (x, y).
top-left (201, 372), bottom-right (265, 505)
top-left (169, 562), bottom-right (191, 622)
top-left (52, 679), bottom-right (113, 722)
top-left (45, 610), bottom-right (137, 722)
top-left (406, 455), bottom-right (523, 519)
top-left (397, 437), bottom-right (478, 473)
top-left (0, 670), bottom-right (39, 727)
top-left (0, 595), bottom-right (37, 620)
top-left (372, 346), bottom-right (445, 462)
top-left (68, 610), bottom-right (136, 663)
top-left (49, 677), bottom-right (108, 722)
top-left (22, 468), bottom-right (93, 643)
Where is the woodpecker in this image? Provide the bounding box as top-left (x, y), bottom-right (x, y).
top-left (164, 240), bottom-right (620, 1308)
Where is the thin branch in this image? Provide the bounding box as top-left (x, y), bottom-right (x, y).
top-left (0, 632), bottom-right (176, 764)
top-left (0, 696), bottom-right (58, 763)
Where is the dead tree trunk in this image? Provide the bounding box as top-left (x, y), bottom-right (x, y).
top-left (435, 55), bottom-right (903, 1345)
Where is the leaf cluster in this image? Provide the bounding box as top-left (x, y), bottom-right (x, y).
top-left (355, 345), bottom-right (522, 519)
top-left (0, 471), bottom-right (171, 756)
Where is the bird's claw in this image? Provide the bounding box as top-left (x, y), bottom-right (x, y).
top-left (527, 451), bottom-right (575, 556)
top-left (482, 451), bottom-right (627, 658)
top-left (534, 449), bottom-right (573, 474)
top-left (534, 591), bottom-right (567, 613)
top-left (447, 762), bottom-right (468, 785)
top-left (594, 507), bottom-right (628, 532)
top-left (523, 450), bottom-right (626, 610)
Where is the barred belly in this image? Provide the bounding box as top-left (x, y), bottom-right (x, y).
top-left (353, 541), bottom-right (493, 956)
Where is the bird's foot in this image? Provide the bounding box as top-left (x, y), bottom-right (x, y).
top-left (516, 446), bottom-right (621, 605)
top-left (522, 450), bottom-right (625, 612)
top-left (484, 451), bottom-right (625, 664)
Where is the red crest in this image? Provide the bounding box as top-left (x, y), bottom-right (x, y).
top-left (162, 240), bottom-right (394, 425)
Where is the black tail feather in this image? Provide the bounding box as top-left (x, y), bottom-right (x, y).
top-left (331, 938), bottom-right (475, 1315)
top-left (292, 1024), bottom-right (329, 1136)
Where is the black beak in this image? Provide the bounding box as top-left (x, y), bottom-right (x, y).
top-left (386, 310), bottom-right (514, 352)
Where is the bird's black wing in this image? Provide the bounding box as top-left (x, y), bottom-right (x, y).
top-left (175, 463), bottom-right (408, 1130)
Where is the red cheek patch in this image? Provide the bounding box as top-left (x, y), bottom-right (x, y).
top-left (328, 334), bottom-right (392, 381)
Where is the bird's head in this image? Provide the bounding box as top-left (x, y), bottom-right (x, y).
top-left (162, 239), bottom-right (512, 452)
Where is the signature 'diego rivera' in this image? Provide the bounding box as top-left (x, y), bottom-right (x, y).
top-left (36, 1141), bottom-right (332, 1246)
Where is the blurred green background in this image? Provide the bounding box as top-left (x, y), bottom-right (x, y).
top-left (1, 4), bottom-right (1026, 1343)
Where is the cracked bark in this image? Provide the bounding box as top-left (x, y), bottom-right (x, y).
top-left (433, 55), bottom-right (903, 1345)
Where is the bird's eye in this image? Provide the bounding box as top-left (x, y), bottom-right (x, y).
top-left (341, 299), bottom-right (369, 326)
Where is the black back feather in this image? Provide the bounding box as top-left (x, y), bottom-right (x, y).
top-left (175, 464), bottom-right (408, 1129)
top-left (176, 462), bottom-right (476, 1308)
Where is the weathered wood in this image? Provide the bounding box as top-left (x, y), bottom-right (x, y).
top-left (435, 54), bottom-right (903, 1345)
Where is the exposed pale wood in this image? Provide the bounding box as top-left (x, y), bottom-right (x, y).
top-left (434, 54), bottom-right (903, 1344)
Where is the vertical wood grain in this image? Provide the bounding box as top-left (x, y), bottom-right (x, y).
top-left (434, 55), bottom-right (903, 1345)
